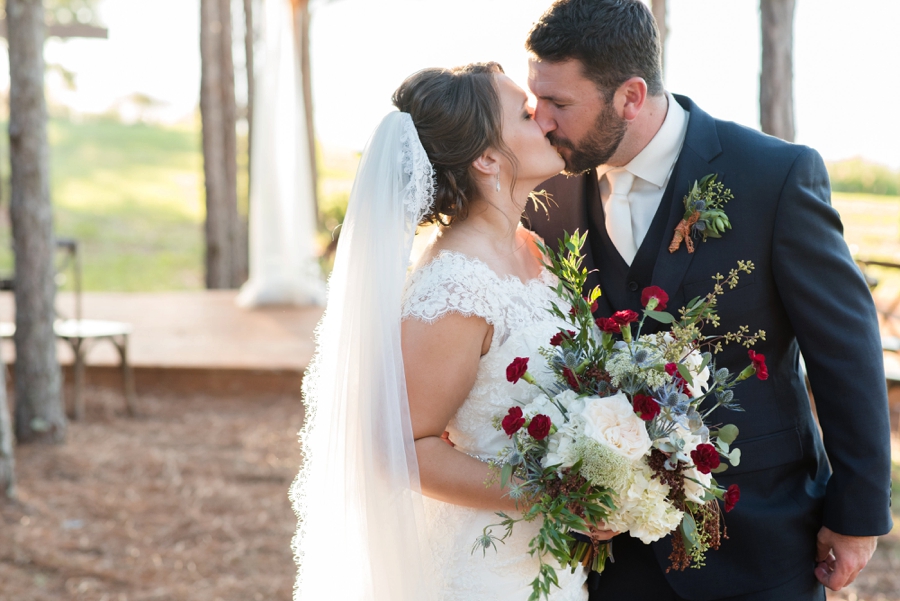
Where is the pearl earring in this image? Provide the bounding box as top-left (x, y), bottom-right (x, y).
top-left (495, 172), bottom-right (501, 192)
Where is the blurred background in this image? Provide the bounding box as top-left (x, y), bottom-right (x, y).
top-left (0, 1), bottom-right (898, 600)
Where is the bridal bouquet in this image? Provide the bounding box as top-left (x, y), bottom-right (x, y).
top-left (475, 232), bottom-right (767, 601)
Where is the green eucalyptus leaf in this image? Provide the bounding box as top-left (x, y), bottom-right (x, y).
top-left (501, 462), bottom-right (513, 489)
top-left (676, 363), bottom-right (694, 385)
top-left (717, 424), bottom-right (739, 444)
top-left (645, 310), bottom-right (676, 324)
top-left (728, 448), bottom-right (741, 467)
top-left (710, 463), bottom-right (729, 474)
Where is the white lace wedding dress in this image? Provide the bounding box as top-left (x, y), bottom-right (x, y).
top-left (401, 248), bottom-right (589, 601)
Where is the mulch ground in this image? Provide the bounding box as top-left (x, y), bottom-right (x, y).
top-left (0, 390), bottom-right (305, 601)
top-left (0, 389), bottom-right (897, 601)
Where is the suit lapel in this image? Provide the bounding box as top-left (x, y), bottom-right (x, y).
top-left (650, 95), bottom-right (723, 298)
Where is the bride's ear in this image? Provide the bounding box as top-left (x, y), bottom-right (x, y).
top-left (470, 150), bottom-right (500, 178)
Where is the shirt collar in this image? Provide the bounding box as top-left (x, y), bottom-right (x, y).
top-left (596, 91), bottom-right (688, 188)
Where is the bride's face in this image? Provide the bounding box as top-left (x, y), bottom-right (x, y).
top-left (495, 74), bottom-right (565, 187)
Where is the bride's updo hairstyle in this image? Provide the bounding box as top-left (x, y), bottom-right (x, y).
top-left (392, 62), bottom-right (515, 226)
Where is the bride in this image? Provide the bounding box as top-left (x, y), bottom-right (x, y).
top-left (291, 62), bottom-right (608, 600)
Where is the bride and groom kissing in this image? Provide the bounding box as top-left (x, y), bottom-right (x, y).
top-left (290, 1), bottom-right (893, 600)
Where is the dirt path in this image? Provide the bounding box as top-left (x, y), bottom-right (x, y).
top-left (0, 390), bottom-right (897, 601)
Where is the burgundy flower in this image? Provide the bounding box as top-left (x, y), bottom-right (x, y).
top-left (724, 484), bottom-right (740, 512)
top-left (550, 330), bottom-right (576, 347)
top-left (690, 443), bottom-right (721, 475)
top-left (506, 357), bottom-right (529, 384)
top-left (595, 317), bottom-right (621, 334)
top-left (665, 363), bottom-right (692, 397)
top-left (527, 414), bottom-right (552, 440)
top-left (640, 286), bottom-right (669, 311)
top-left (501, 407), bottom-right (525, 437)
top-left (612, 309), bottom-right (639, 326)
top-left (632, 394), bottom-right (660, 421)
top-left (562, 367), bottom-right (580, 391)
top-left (748, 350), bottom-right (769, 381)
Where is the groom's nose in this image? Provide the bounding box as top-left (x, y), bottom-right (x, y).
top-left (533, 101), bottom-right (557, 135)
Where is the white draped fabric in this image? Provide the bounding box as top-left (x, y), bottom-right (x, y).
top-left (237, 0), bottom-right (325, 308)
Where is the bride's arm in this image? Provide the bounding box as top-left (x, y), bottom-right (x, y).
top-left (402, 313), bottom-right (519, 512)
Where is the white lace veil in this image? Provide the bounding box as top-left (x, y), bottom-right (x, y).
top-left (290, 112), bottom-right (437, 600)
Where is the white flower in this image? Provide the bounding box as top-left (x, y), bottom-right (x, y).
top-left (523, 394), bottom-right (565, 428)
top-left (683, 465), bottom-right (713, 504)
top-left (581, 393), bottom-right (652, 462)
top-left (553, 389), bottom-right (585, 416)
top-left (682, 348), bottom-right (711, 397)
top-left (543, 421), bottom-right (581, 470)
top-left (605, 463), bottom-right (683, 544)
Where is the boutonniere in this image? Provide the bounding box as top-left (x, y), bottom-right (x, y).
top-left (669, 173), bottom-right (733, 254)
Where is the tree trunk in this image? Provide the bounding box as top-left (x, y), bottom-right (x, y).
top-left (294, 0), bottom-right (318, 220)
top-left (200, 0), bottom-right (242, 288)
top-left (8, 0), bottom-right (66, 444)
top-left (759, 0), bottom-right (795, 142)
top-left (0, 343), bottom-right (16, 500)
top-left (651, 0), bottom-right (667, 75)
top-left (243, 0), bottom-right (254, 195)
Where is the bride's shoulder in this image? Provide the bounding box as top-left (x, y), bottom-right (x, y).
top-left (403, 246), bottom-right (502, 326)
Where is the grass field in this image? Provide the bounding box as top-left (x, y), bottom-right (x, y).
top-left (0, 117), bottom-right (206, 291)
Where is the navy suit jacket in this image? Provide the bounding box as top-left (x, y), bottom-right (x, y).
top-left (526, 95), bottom-right (893, 599)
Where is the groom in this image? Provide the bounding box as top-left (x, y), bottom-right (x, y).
top-left (524, 1), bottom-right (893, 600)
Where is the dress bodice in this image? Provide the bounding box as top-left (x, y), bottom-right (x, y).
top-left (402, 249), bottom-right (570, 459)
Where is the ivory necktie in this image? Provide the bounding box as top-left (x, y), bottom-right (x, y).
top-left (604, 168), bottom-right (637, 264)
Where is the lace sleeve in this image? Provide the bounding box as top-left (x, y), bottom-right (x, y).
top-left (401, 252), bottom-right (507, 340)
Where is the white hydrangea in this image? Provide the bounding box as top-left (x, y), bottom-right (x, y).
top-left (605, 462), bottom-right (684, 544)
top-left (542, 420), bottom-right (582, 470)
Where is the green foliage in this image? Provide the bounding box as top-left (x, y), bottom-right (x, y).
top-left (828, 159), bottom-right (900, 197)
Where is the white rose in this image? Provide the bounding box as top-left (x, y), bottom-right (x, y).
top-left (581, 393), bottom-right (652, 462)
top-left (683, 465), bottom-right (713, 504)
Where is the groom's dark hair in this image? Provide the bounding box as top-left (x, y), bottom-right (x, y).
top-left (526, 0), bottom-right (663, 100)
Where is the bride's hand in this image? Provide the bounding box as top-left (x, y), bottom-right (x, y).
top-left (587, 521), bottom-right (619, 542)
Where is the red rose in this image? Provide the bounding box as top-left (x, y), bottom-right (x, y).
top-left (632, 394), bottom-right (660, 421)
top-left (527, 414), bottom-right (552, 440)
top-left (612, 309), bottom-right (639, 326)
top-left (550, 330), bottom-right (576, 347)
top-left (595, 317), bottom-right (621, 334)
top-left (562, 367), bottom-right (580, 391)
top-left (724, 484), bottom-right (740, 512)
top-left (640, 286), bottom-right (669, 310)
top-left (506, 357), bottom-right (529, 384)
top-left (748, 350), bottom-right (768, 381)
top-left (690, 443), bottom-right (721, 474)
top-left (501, 406), bottom-right (525, 437)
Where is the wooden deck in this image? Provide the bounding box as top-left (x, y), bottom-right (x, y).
top-left (0, 291), bottom-right (323, 397)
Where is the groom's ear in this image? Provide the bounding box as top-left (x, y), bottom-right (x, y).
top-left (616, 77), bottom-right (648, 122)
top-left (471, 150), bottom-right (500, 177)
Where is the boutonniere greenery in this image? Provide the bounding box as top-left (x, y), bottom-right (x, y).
top-left (669, 174), bottom-right (733, 254)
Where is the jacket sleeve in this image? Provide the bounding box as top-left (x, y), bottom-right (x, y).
top-left (771, 147), bottom-right (893, 536)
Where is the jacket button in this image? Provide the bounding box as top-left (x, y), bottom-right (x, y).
top-left (628, 281), bottom-right (639, 292)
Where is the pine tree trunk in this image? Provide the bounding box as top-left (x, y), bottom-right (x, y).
top-left (8, 0), bottom-right (66, 444)
top-left (200, 0), bottom-right (242, 288)
top-left (0, 343), bottom-right (16, 500)
top-left (294, 0), bottom-right (318, 220)
top-left (760, 0), bottom-right (795, 142)
top-left (651, 0), bottom-right (667, 74)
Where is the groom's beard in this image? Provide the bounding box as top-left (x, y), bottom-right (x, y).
top-left (549, 102), bottom-right (627, 176)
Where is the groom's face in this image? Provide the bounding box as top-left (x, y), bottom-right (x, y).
top-left (527, 59), bottom-right (627, 175)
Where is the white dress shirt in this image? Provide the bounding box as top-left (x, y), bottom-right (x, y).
top-left (596, 92), bottom-right (690, 260)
